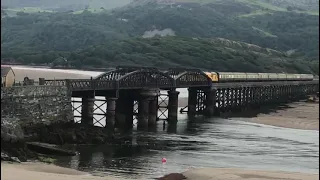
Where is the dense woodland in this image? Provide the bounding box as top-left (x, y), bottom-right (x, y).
top-left (1, 0), bottom-right (319, 74)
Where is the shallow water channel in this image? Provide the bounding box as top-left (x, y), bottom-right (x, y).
top-left (55, 115), bottom-right (319, 180)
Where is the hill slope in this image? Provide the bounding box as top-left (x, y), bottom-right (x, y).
top-left (1, 36), bottom-right (318, 74)
top-left (1, 0), bottom-right (133, 10)
top-left (114, 0), bottom-right (319, 59)
top-left (1, 0), bottom-right (319, 74)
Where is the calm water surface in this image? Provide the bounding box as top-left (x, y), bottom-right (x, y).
top-left (55, 115), bottom-right (319, 180)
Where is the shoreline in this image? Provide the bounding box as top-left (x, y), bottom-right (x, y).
top-left (178, 97), bottom-right (319, 131)
top-left (1, 161), bottom-right (120, 180)
top-left (1, 64), bottom-right (109, 72)
top-left (246, 101), bottom-right (319, 131)
top-left (228, 99), bottom-right (319, 131)
top-left (8, 65), bottom-right (103, 81)
top-left (182, 167), bottom-right (319, 180)
top-left (1, 161), bottom-right (318, 180)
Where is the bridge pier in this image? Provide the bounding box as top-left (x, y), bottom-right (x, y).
top-left (148, 96), bottom-right (158, 127)
top-left (187, 87), bottom-right (197, 116)
top-left (81, 91), bottom-right (95, 126)
top-left (106, 97), bottom-right (117, 130)
top-left (248, 87), bottom-right (253, 107)
top-left (115, 97), bottom-right (125, 128)
top-left (265, 86), bottom-right (269, 103)
top-left (228, 88), bottom-right (233, 111)
top-left (168, 90), bottom-right (180, 124)
top-left (124, 98), bottom-right (134, 129)
top-left (115, 96), bottom-right (127, 128)
top-left (244, 87), bottom-right (250, 109)
top-left (138, 95), bottom-right (149, 129)
top-left (215, 89), bottom-right (221, 114)
top-left (263, 86), bottom-right (268, 104)
top-left (272, 85), bottom-right (277, 103)
top-left (248, 87), bottom-right (254, 107)
top-left (137, 89), bottom-right (159, 129)
top-left (114, 92), bottom-right (135, 129)
top-left (225, 88), bottom-right (230, 111)
top-left (204, 88), bottom-right (215, 116)
top-left (233, 88), bottom-right (239, 110)
top-left (256, 87), bottom-right (260, 105)
top-left (222, 89), bottom-right (226, 112)
top-left (230, 88), bottom-right (235, 110)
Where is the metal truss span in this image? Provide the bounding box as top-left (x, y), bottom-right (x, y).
top-left (164, 68), bottom-right (212, 88)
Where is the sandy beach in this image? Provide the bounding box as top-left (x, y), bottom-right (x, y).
top-left (10, 66), bottom-right (103, 81)
top-left (246, 101), bottom-right (319, 131)
top-left (182, 167), bottom-right (319, 180)
top-left (177, 97), bottom-right (319, 131)
top-left (1, 162), bottom-right (120, 180)
top-left (1, 162), bottom-right (318, 180)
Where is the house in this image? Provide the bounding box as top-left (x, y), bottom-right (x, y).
top-left (1, 66), bottom-right (15, 87)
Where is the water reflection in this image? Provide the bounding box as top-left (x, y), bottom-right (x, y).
top-left (55, 114), bottom-right (319, 179)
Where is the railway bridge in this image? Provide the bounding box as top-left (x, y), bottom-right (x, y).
top-left (39, 66), bottom-right (319, 130)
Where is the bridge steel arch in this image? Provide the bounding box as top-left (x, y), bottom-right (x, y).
top-left (82, 66), bottom-right (212, 90)
top-left (94, 66), bottom-right (139, 81)
top-left (116, 68), bottom-right (175, 89)
top-left (165, 68), bottom-right (212, 88)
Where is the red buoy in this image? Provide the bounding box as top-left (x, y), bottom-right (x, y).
top-left (162, 158), bottom-right (167, 163)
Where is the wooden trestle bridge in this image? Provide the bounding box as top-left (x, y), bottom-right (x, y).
top-left (39, 66), bottom-right (319, 130)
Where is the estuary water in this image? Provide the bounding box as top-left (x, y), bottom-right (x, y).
top-left (54, 116), bottom-right (319, 180)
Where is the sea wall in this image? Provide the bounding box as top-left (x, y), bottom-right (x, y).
top-left (1, 86), bottom-right (73, 142)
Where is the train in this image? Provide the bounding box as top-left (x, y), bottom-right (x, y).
top-left (204, 72), bottom-right (315, 83)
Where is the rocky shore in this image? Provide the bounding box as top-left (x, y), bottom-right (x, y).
top-left (1, 121), bottom-right (123, 164)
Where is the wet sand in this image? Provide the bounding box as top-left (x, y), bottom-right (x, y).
top-left (2, 162), bottom-right (318, 180)
top-left (182, 167), bottom-right (319, 180)
top-left (1, 162), bottom-right (120, 180)
top-left (178, 97), bottom-right (319, 131)
top-left (246, 101), bottom-right (319, 131)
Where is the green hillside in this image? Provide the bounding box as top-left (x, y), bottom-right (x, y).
top-left (175, 0), bottom-right (319, 13)
top-left (1, 0), bottom-right (132, 10)
top-left (2, 36), bottom-right (317, 74)
top-left (1, 0), bottom-right (319, 74)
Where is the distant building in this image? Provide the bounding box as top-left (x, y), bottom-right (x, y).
top-left (1, 66), bottom-right (15, 87)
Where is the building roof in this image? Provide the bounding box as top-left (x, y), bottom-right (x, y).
top-left (1, 67), bottom-right (14, 77)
